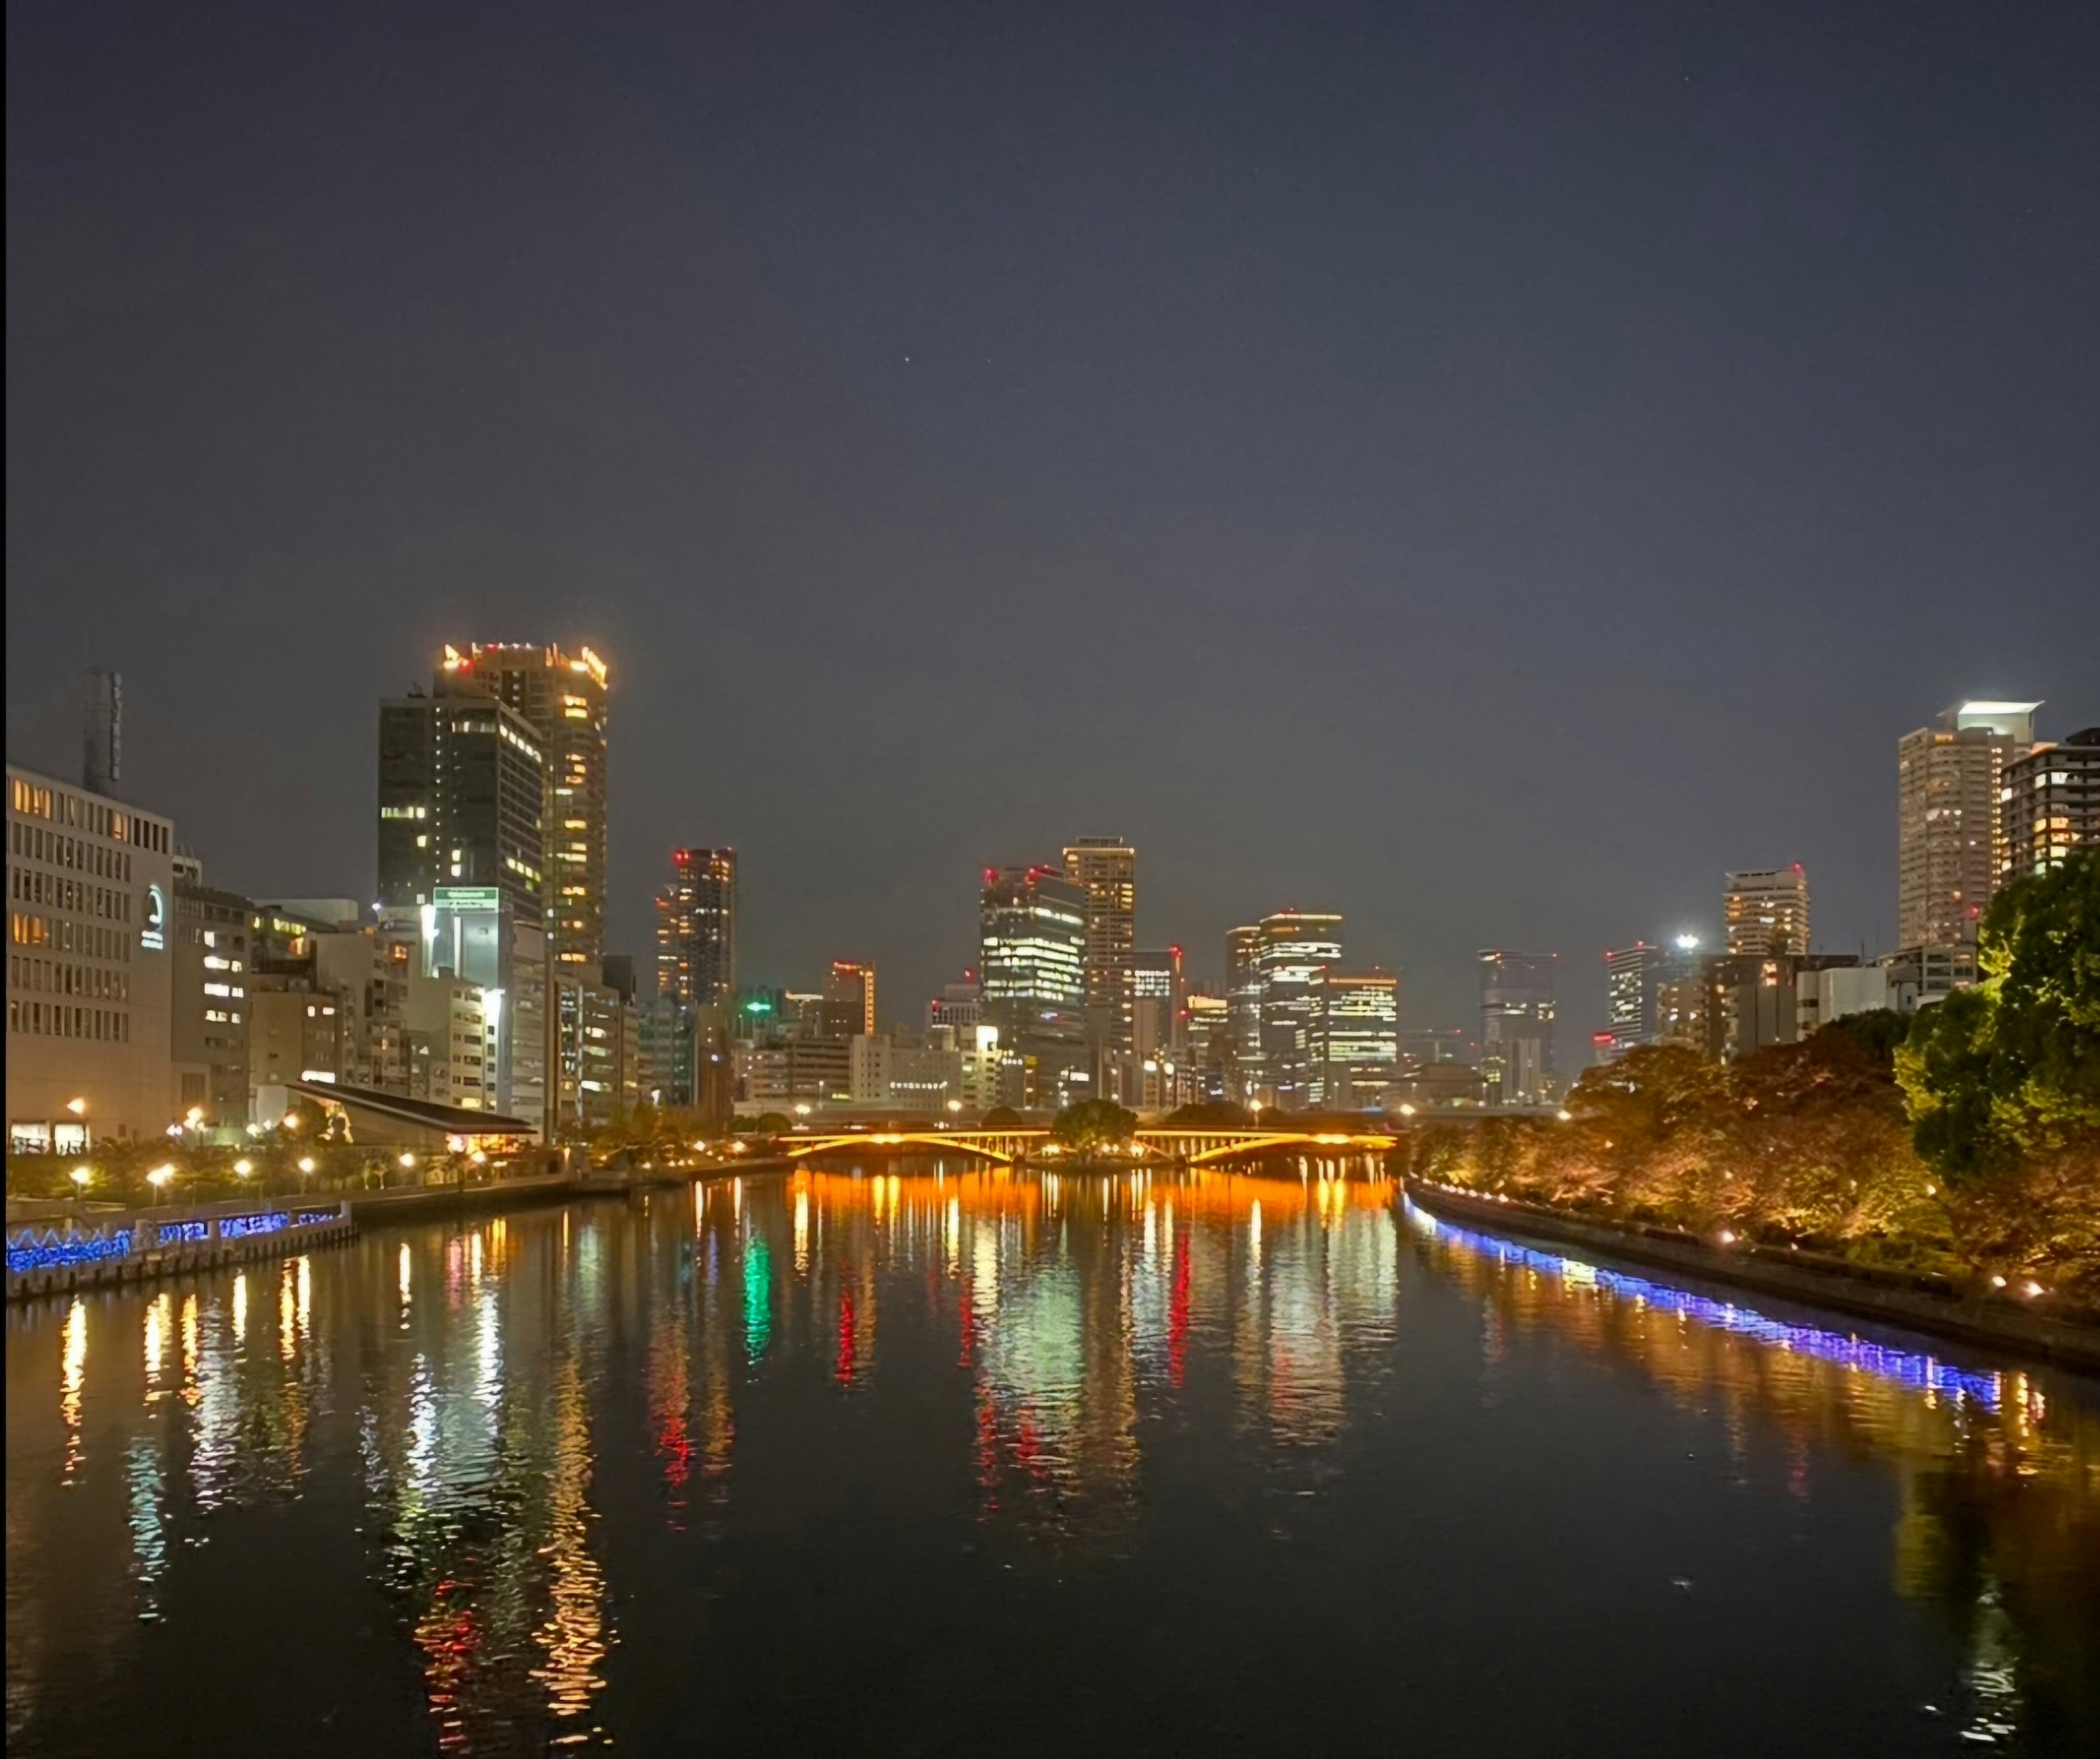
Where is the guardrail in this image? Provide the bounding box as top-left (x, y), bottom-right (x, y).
top-left (5, 1197), bottom-right (354, 1300)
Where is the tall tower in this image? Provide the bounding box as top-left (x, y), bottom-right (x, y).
top-left (979, 864), bottom-right (1089, 1106)
top-left (1723, 866), bottom-right (1810, 957)
top-left (656, 848), bottom-right (737, 1006)
top-left (377, 692), bottom-right (545, 918)
top-left (1898, 701), bottom-right (2038, 948)
top-left (1479, 950), bottom-right (1556, 1106)
top-left (825, 960), bottom-right (877, 1038)
top-left (436, 643), bottom-right (610, 971)
top-left (1226, 925), bottom-right (1264, 1102)
top-left (1062, 836), bottom-right (1136, 1091)
top-left (1253, 910), bottom-right (1345, 1111)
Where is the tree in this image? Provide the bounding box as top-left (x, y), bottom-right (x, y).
top-left (1050, 1099), bottom-right (1137, 1153)
top-left (981, 1105), bottom-right (1025, 1129)
top-left (1898, 849), bottom-right (2100, 1292)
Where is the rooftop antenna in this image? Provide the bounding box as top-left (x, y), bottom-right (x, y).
top-left (83, 669), bottom-right (122, 797)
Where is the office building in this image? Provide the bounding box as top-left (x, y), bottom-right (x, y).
top-left (1479, 950), bottom-right (1556, 1105)
top-left (553, 964), bottom-right (643, 1134)
top-left (1397, 1028), bottom-right (1468, 1068)
top-left (979, 864), bottom-right (1089, 1108)
top-left (1130, 946), bottom-right (1187, 1113)
top-left (1879, 943), bottom-right (1980, 1014)
top-left (7, 765), bottom-right (177, 1148)
top-left (1064, 837), bottom-right (1136, 1090)
top-left (1253, 910), bottom-right (1346, 1110)
top-left (172, 876), bottom-right (252, 1128)
top-left (657, 847), bottom-right (737, 1007)
top-left (823, 959), bottom-right (878, 1039)
top-left (2002, 726), bottom-right (2099, 883)
top-left (1701, 952), bottom-right (1859, 1060)
top-left (1797, 965), bottom-right (1893, 1038)
top-left (1898, 700), bottom-right (2039, 948)
top-left (1183, 990), bottom-right (1232, 1102)
top-left (1226, 925), bottom-right (1264, 1101)
top-left (377, 691), bottom-right (546, 921)
top-left (926, 973), bottom-right (983, 1036)
top-left (437, 642), bottom-right (610, 971)
top-left (1602, 941), bottom-right (1658, 1057)
top-left (1308, 968), bottom-right (1398, 1110)
top-left (1724, 866), bottom-right (1811, 957)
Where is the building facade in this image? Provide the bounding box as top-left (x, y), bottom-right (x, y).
top-left (377, 692), bottom-right (547, 922)
top-left (172, 877), bottom-right (252, 1127)
top-left (1253, 911), bottom-right (1346, 1110)
top-left (437, 642), bottom-right (610, 971)
top-left (979, 865), bottom-right (1089, 1108)
top-left (2001, 726), bottom-right (2099, 884)
top-left (1063, 837), bottom-right (1136, 1091)
top-left (657, 847), bottom-right (737, 1007)
top-left (1723, 866), bottom-right (1810, 957)
top-left (1479, 949), bottom-right (1555, 1105)
top-left (7, 765), bottom-right (177, 1148)
top-left (1898, 700), bottom-right (2038, 948)
top-left (824, 959), bottom-right (878, 1039)
top-left (1308, 968), bottom-right (1398, 1110)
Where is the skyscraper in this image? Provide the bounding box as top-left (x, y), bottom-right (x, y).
top-left (2000, 726), bottom-right (2098, 883)
top-left (1723, 866), bottom-right (1810, 957)
top-left (1479, 950), bottom-right (1556, 1105)
top-left (656, 848), bottom-right (737, 1007)
top-left (1253, 910), bottom-right (1345, 1110)
top-left (1063, 836), bottom-right (1136, 1089)
top-left (979, 864), bottom-right (1088, 1106)
top-left (436, 642), bottom-right (610, 971)
top-left (1898, 700), bottom-right (2039, 948)
top-left (1226, 925), bottom-right (1263, 1102)
top-left (377, 694), bottom-right (546, 918)
top-left (824, 959), bottom-right (877, 1038)
top-left (1602, 941), bottom-right (1659, 1056)
top-left (1308, 968), bottom-right (1398, 1110)
top-left (1129, 945), bottom-right (1186, 1108)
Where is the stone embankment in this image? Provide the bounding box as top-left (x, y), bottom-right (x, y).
top-left (1403, 1179), bottom-right (2100, 1373)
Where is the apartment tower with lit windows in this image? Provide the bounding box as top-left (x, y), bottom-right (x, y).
top-left (1897, 700), bottom-right (2038, 948)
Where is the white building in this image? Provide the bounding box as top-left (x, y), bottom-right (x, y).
top-left (7, 765), bottom-right (177, 1149)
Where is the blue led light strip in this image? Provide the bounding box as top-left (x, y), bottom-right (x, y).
top-left (1403, 1199), bottom-right (2004, 1411)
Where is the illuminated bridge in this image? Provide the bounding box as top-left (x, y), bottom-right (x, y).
top-left (781, 1128), bottom-right (1398, 1167)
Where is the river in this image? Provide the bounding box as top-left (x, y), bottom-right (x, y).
top-left (6, 1157), bottom-right (2097, 1756)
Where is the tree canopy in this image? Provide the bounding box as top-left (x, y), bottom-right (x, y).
top-left (1050, 1099), bottom-right (1138, 1151)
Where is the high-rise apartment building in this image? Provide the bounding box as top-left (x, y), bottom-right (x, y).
top-left (377, 693), bottom-right (546, 919)
top-left (2001, 726), bottom-right (2099, 883)
top-left (1723, 866), bottom-right (1810, 957)
top-left (979, 865), bottom-right (1089, 1106)
top-left (1898, 700), bottom-right (2039, 948)
top-left (1253, 910), bottom-right (1345, 1110)
top-left (7, 765), bottom-right (177, 1146)
top-left (656, 848), bottom-right (737, 1007)
top-left (1479, 950), bottom-right (1556, 1106)
top-left (437, 643), bottom-right (610, 970)
top-left (1063, 837), bottom-right (1136, 1086)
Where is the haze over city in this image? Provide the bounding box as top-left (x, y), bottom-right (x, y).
top-left (9, 1), bottom-right (2096, 1041)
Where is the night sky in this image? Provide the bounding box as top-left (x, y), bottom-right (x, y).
top-left (8, 1), bottom-right (2097, 1050)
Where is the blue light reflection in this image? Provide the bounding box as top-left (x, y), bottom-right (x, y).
top-left (1403, 1198), bottom-right (2004, 1412)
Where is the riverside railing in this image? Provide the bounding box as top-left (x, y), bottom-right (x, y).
top-left (5, 1196), bottom-right (353, 1298)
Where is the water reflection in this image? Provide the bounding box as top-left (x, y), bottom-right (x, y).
top-left (5, 1159), bottom-right (2096, 1756)
top-left (1405, 1199), bottom-right (2100, 1749)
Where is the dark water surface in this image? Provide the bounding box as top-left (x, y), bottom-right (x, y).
top-left (7, 1160), bottom-right (2097, 1757)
